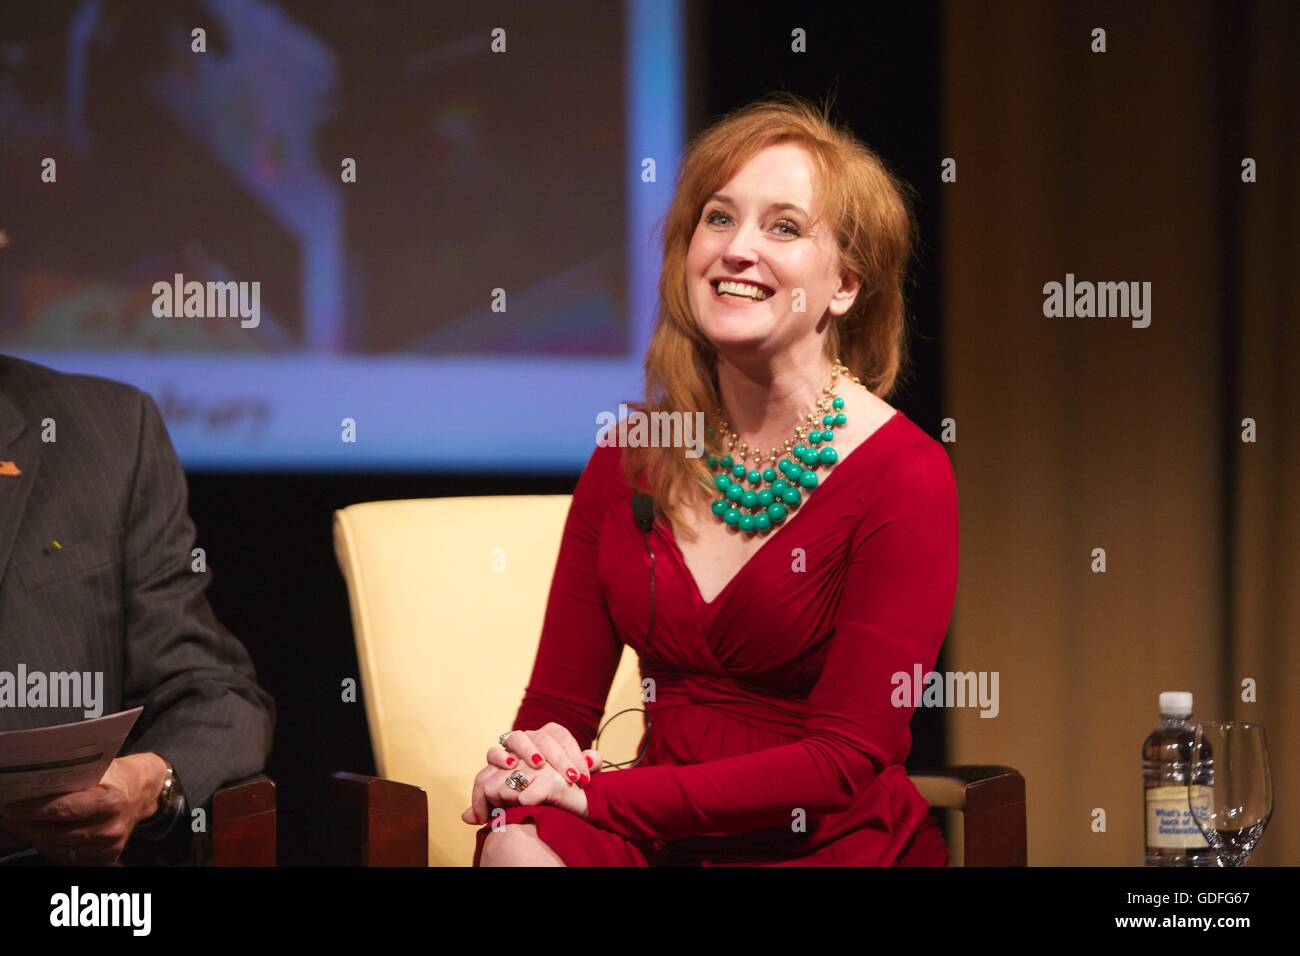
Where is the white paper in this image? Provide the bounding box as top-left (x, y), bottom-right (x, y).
top-left (0, 707), bottom-right (143, 807)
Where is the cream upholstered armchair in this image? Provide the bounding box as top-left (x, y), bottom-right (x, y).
top-left (331, 495), bottom-right (1025, 867)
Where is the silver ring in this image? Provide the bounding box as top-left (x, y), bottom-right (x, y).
top-left (504, 769), bottom-right (530, 792)
top-left (498, 731), bottom-right (516, 750)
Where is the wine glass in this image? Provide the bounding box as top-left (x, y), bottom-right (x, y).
top-left (1188, 721), bottom-right (1272, 866)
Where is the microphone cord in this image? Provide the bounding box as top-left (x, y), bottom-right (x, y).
top-left (594, 496), bottom-right (656, 769)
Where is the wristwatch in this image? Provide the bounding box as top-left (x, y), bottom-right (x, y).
top-left (135, 757), bottom-right (187, 840)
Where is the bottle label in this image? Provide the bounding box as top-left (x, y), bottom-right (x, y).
top-left (1146, 784), bottom-right (1210, 848)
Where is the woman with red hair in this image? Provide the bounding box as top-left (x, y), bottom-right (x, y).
top-left (465, 91), bottom-right (956, 866)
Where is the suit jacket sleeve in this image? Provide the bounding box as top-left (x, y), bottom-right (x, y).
top-left (119, 392), bottom-right (275, 808)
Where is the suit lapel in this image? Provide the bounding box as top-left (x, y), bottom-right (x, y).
top-left (0, 385), bottom-right (42, 589)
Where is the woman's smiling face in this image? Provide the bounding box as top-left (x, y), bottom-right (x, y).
top-left (686, 142), bottom-right (858, 356)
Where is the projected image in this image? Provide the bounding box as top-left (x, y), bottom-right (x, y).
top-left (1, 0), bottom-right (626, 355)
top-left (0, 0), bottom-right (679, 468)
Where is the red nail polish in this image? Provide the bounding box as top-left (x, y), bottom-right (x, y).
top-left (579, 772), bottom-right (590, 786)
top-left (585, 755), bottom-right (594, 768)
top-left (532, 753), bottom-right (543, 765)
top-left (505, 756), bottom-right (515, 765)
top-left (565, 768), bottom-right (578, 782)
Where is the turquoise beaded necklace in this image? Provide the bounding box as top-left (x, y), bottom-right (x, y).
top-left (705, 360), bottom-right (856, 536)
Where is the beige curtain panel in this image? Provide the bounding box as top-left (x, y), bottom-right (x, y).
top-left (942, 0), bottom-right (1297, 865)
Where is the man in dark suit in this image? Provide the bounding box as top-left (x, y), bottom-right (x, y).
top-left (0, 354), bottom-right (274, 864)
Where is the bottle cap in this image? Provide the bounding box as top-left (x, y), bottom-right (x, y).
top-left (1159, 691), bottom-right (1193, 716)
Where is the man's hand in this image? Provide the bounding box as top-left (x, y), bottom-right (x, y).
top-left (0, 753), bottom-right (168, 865)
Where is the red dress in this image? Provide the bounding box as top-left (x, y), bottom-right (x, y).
top-left (473, 410), bottom-right (958, 866)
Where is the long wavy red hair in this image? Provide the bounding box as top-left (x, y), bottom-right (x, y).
top-left (621, 91), bottom-right (919, 541)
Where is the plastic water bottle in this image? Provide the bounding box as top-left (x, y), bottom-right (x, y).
top-left (1143, 691), bottom-right (1214, 866)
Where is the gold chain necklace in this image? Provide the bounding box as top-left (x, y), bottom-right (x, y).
top-left (704, 359), bottom-right (860, 535)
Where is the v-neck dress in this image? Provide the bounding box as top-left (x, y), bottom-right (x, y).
top-left (472, 410), bottom-right (958, 866)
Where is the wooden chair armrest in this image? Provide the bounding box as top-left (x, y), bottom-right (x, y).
top-left (909, 765), bottom-right (1026, 867)
top-left (329, 771), bottom-right (428, 866)
top-left (118, 773), bottom-right (275, 866)
top-left (211, 774), bottom-right (277, 866)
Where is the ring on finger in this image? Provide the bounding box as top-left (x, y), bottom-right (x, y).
top-left (504, 769), bottom-right (530, 792)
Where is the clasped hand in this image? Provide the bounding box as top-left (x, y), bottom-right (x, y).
top-left (461, 722), bottom-right (603, 826)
